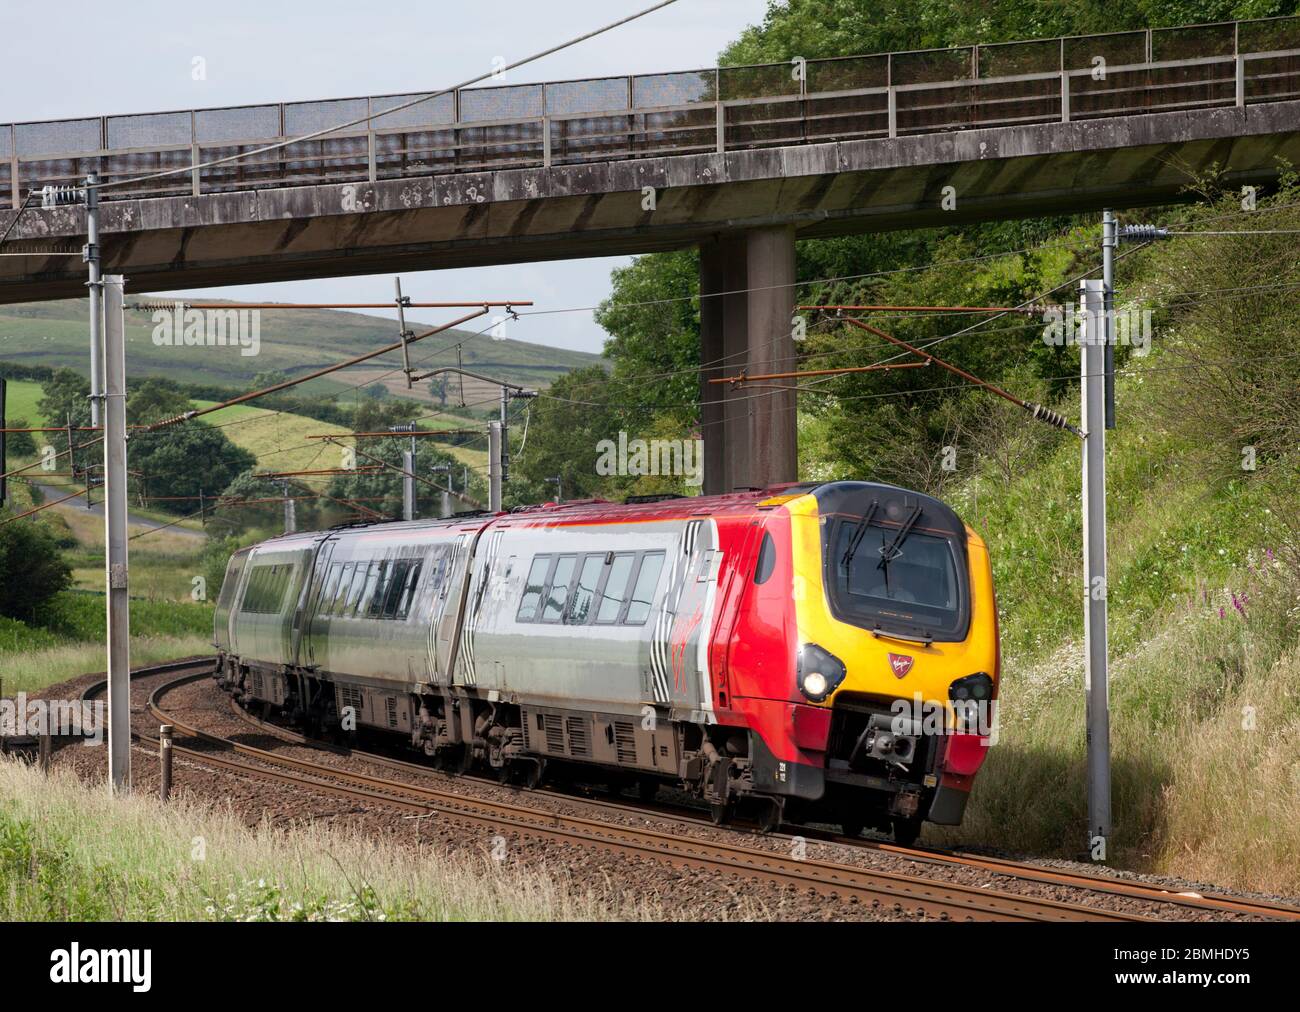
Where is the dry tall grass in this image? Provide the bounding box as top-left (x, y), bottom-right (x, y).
top-left (0, 762), bottom-right (672, 921)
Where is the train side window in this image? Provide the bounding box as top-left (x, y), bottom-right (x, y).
top-left (381, 560), bottom-right (409, 619)
top-left (241, 564), bottom-right (289, 615)
top-left (346, 562), bottom-right (372, 617)
top-left (566, 555), bottom-right (605, 625)
top-left (367, 561), bottom-right (393, 618)
top-left (754, 532), bottom-right (777, 585)
top-left (594, 553), bottom-right (635, 623)
top-left (517, 555), bottom-right (550, 622)
top-left (333, 562), bottom-right (356, 615)
top-left (624, 552), bottom-right (665, 625)
top-left (541, 555), bottom-right (578, 623)
top-left (317, 562), bottom-right (342, 615)
top-left (397, 560), bottom-right (424, 620)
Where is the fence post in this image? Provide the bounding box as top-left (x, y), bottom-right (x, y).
top-left (1061, 71), bottom-right (1071, 123)
top-left (1236, 55), bottom-right (1246, 107)
top-left (159, 725), bottom-right (173, 802)
top-left (38, 733), bottom-right (51, 775)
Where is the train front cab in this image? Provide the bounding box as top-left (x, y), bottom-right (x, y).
top-left (733, 482), bottom-right (999, 842)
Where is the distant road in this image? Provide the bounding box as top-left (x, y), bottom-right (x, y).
top-left (32, 482), bottom-right (205, 542)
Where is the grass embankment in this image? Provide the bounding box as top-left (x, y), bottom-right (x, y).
top-left (0, 763), bottom-right (647, 921)
top-left (939, 349), bottom-right (1300, 893)
top-left (0, 591), bottom-right (213, 695)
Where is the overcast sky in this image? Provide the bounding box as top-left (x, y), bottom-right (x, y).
top-left (1, 0), bottom-right (770, 353)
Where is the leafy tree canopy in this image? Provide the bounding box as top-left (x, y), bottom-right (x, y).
top-left (131, 423), bottom-right (256, 515)
top-left (0, 517), bottom-right (71, 621)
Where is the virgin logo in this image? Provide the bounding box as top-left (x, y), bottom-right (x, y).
top-left (888, 653), bottom-right (914, 678)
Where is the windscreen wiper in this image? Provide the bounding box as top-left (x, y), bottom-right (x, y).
top-left (840, 500), bottom-right (880, 567)
top-left (877, 503), bottom-right (923, 570)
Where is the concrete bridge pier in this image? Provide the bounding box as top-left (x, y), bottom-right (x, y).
top-left (699, 227), bottom-right (798, 495)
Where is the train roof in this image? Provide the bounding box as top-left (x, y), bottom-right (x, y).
top-left (240, 480), bottom-right (968, 551)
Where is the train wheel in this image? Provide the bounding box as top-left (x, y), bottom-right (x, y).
top-left (840, 821), bottom-right (865, 839)
top-left (636, 778), bottom-right (658, 802)
top-left (709, 798), bottom-right (733, 826)
top-left (523, 759), bottom-right (545, 790)
top-left (756, 798), bottom-right (784, 834)
top-left (892, 816), bottom-right (923, 847)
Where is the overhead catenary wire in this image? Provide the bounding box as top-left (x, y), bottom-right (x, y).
top-left (833, 315), bottom-right (1082, 437)
top-left (143, 306), bottom-right (526, 430)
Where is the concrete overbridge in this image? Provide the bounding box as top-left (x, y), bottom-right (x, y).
top-left (5, 16), bottom-right (1300, 492)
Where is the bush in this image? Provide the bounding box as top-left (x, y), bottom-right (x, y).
top-left (32, 590), bottom-right (212, 641)
top-left (0, 518), bottom-right (71, 621)
top-left (3, 419), bottom-right (36, 458)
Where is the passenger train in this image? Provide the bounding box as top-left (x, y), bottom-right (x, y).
top-left (213, 480), bottom-right (999, 842)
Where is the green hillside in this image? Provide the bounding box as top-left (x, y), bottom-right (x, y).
top-left (0, 298), bottom-right (603, 406)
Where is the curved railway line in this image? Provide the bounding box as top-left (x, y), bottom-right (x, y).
top-left (80, 658), bottom-right (1300, 923)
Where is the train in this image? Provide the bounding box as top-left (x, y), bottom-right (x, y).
top-left (213, 480), bottom-right (999, 843)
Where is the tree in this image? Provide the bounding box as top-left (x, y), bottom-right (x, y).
top-left (213, 469), bottom-right (321, 533)
top-left (0, 517), bottom-right (71, 621)
top-left (249, 370), bottom-right (289, 391)
top-left (718, 1), bottom-right (1280, 66)
top-left (351, 397), bottom-right (421, 434)
top-left (327, 437), bottom-right (482, 519)
top-left (130, 423), bottom-right (256, 515)
top-left (37, 369), bottom-right (94, 478)
top-left (126, 378), bottom-right (193, 425)
top-left (3, 418), bottom-right (37, 458)
top-left (38, 368), bottom-right (91, 430)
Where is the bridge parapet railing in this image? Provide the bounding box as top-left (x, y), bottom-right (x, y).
top-left (6, 15), bottom-right (1300, 212)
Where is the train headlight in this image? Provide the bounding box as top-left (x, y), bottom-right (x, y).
top-left (798, 644), bottom-right (847, 703)
top-left (948, 673), bottom-right (994, 702)
top-left (949, 673), bottom-right (994, 732)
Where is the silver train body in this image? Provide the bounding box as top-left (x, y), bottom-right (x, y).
top-left (213, 510), bottom-right (722, 780)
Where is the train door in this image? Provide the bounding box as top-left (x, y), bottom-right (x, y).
top-left (298, 537), bottom-right (337, 670)
top-left (708, 517), bottom-right (763, 707)
top-left (435, 532), bottom-right (475, 684)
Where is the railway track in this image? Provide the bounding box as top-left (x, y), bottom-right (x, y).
top-left (222, 689), bottom-right (1300, 922)
top-left (79, 659), bottom-right (1300, 922)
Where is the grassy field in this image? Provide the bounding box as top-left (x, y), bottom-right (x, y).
top-left (195, 401), bottom-right (490, 475)
top-left (1, 378), bottom-right (45, 424)
top-left (0, 762), bottom-right (658, 921)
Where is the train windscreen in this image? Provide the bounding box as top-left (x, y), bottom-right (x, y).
top-left (825, 519), bottom-right (968, 641)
